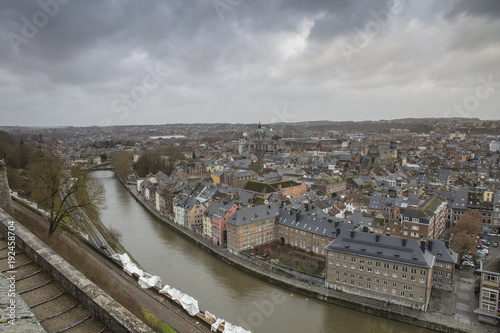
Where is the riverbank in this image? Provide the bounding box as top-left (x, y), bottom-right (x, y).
top-left (119, 177), bottom-right (495, 333)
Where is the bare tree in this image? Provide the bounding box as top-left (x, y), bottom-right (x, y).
top-left (108, 225), bottom-right (123, 246)
top-left (29, 152), bottom-right (105, 237)
top-left (112, 151), bottom-right (133, 180)
top-left (451, 232), bottom-right (477, 260)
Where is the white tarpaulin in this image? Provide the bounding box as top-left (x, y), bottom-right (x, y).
top-left (138, 273), bottom-right (162, 289)
top-left (211, 318), bottom-right (224, 332)
top-left (124, 261), bottom-right (143, 277)
top-left (159, 285), bottom-right (171, 294)
top-left (167, 288), bottom-right (184, 301)
top-left (223, 322), bottom-right (251, 333)
top-left (179, 294), bottom-right (199, 316)
top-left (204, 311), bottom-right (216, 322)
top-left (119, 253), bottom-right (144, 277)
top-left (118, 253), bottom-right (131, 265)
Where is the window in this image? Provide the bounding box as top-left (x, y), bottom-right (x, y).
top-left (383, 280), bottom-right (388, 286)
top-left (375, 269), bottom-right (380, 275)
top-left (420, 270), bottom-right (426, 276)
top-left (328, 253), bottom-right (334, 265)
top-left (408, 293), bottom-right (413, 299)
top-left (383, 286), bottom-right (387, 293)
top-left (375, 262), bottom-right (381, 267)
top-left (367, 267), bottom-right (372, 273)
top-left (350, 273), bottom-right (355, 278)
top-left (392, 282), bottom-right (397, 287)
top-left (336, 270), bottom-right (340, 275)
top-left (384, 263), bottom-right (389, 269)
top-left (393, 265), bottom-right (398, 271)
top-left (402, 267), bottom-right (408, 273)
top-left (400, 291), bottom-right (405, 297)
top-left (383, 271), bottom-right (388, 276)
top-left (392, 273), bottom-right (398, 278)
top-left (410, 268), bottom-right (416, 275)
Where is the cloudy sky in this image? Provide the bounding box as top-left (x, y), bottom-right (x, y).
top-left (1, 0), bottom-right (499, 127)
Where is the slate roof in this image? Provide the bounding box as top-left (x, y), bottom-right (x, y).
top-left (402, 194), bottom-right (447, 221)
top-left (276, 207), bottom-right (354, 238)
top-left (227, 202), bottom-right (281, 226)
top-left (451, 189), bottom-right (468, 209)
top-left (423, 239), bottom-right (457, 264)
top-left (325, 230), bottom-right (434, 268)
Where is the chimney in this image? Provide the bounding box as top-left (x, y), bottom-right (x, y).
top-left (420, 240), bottom-right (426, 253)
top-left (402, 238), bottom-right (407, 247)
top-left (445, 240), bottom-right (450, 249)
top-left (363, 226), bottom-right (368, 233)
top-left (428, 239), bottom-right (433, 251)
top-left (335, 221), bottom-right (339, 228)
top-left (296, 212), bottom-right (300, 220)
top-left (305, 203), bottom-right (309, 211)
top-left (336, 227), bottom-right (341, 238)
top-left (350, 230), bottom-right (355, 238)
top-left (375, 234), bottom-right (381, 242)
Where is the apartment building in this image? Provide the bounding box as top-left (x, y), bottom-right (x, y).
top-left (400, 193), bottom-right (447, 240)
top-left (226, 202), bottom-right (281, 254)
top-left (275, 204), bottom-right (354, 255)
top-left (325, 230), bottom-right (435, 311)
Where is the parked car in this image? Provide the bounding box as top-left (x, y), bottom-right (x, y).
top-left (478, 248), bottom-right (489, 255)
top-left (480, 240), bottom-right (490, 246)
top-left (462, 261), bottom-right (474, 268)
top-left (493, 242), bottom-right (498, 248)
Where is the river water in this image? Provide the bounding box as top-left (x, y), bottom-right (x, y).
top-left (93, 171), bottom-right (433, 333)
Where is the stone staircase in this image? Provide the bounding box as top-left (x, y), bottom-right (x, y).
top-left (0, 232), bottom-right (110, 333)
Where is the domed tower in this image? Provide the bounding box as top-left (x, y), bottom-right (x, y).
top-left (254, 121), bottom-right (266, 141)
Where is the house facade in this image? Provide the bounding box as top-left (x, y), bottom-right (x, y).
top-left (226, 202), bottom-right (281, 253)
top-left (325, 230), bottom-right (434, 311)
top-left (400, 193), bottom-right (447, 240)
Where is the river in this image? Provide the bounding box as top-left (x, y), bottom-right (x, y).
top-left (93, 171), bottom-right (433, 333)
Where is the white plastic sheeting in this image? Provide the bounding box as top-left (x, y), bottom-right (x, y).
top-left (179, 294), bottom-right (199, 316)
top-left (138, 272), bottom-right (162, 289)
top-left (119, 253), bottom-right (144, 277)
top-left (211, 318), bottom-right (224, 332)
top-left (204, 311), bottom-right (216, 322)
top-left (159, 285), bottom-right (171, 294)
top-left (167, 287), bottom-right (184, 301)
top-left (223, 322), bottom-right (251, 333)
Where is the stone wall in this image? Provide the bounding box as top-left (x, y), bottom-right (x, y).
top-left (0, 160), bottom-right (13, 215)
top-left (0, 209), bottom-right (153, 333)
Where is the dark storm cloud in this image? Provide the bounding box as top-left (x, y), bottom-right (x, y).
top-left (0, 0), bottom-right (498, 126)
top-left (444, 0), bottom-right (500, 21)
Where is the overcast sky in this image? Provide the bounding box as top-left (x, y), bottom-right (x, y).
top-left (1, 0), bottom-right (499, 127)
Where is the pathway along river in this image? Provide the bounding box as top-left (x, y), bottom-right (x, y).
top-left (93, 171), bottom-right (433, 333)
